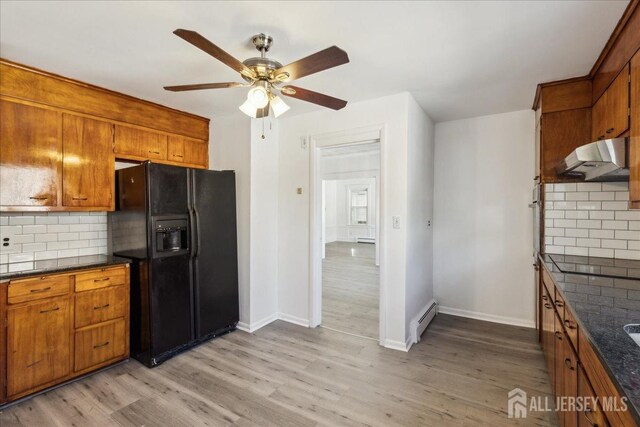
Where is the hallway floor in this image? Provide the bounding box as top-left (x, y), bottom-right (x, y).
top-left (322, 241), bottom-right (379, 339)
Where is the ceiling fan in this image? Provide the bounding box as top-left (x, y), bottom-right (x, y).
top-left (164, 29), bottom-right (350, 118)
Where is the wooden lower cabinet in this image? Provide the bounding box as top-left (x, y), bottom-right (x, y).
top-left (540, 264), bottom-right (638, 426)
top-left (0, 264), bottom-right (129, 404)
top-left (7, 296), bottom-right (71, 396)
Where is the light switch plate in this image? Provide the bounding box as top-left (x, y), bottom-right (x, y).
top-left (297, 187), bottom-right (303, 195)
top-left (392, 216), bottom-right (400, 229)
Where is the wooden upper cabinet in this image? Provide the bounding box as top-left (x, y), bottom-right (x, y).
top-left (7, 296), bottom-right (71, 397)
top-left (630, 51), bottom-right (640, 208)
top-left (168, 135), bottom-right (208, 168)
top-left (592, 65), bottom-right (630, 140)
top-left (114, 125), bottom-right (167, 161)
top-left (62, 115), bottom-right (114, 209)
top-left (541, 108), bottom-right (592, 182)
top-left (0, 100), bottom-right (62, 207)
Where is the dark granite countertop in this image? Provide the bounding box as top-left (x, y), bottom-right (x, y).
top-left (541, 253), bottom-right (640, 422)
top-left (0, 255), bottom-right (130, 281)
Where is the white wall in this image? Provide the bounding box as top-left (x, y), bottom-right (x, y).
top-left (405, 96), bottom-right (435, 335)
top-left (211, 114), bottom-right (251, 326)
top-left (433, 109), bottom-right (535, 327)
top-left (277, 92), bottom-right (434, 348)
top-left (248, 118), bottom-right (279, 327)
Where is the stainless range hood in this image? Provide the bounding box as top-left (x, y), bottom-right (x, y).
top-left (556, 137), bottom-right (629, 181)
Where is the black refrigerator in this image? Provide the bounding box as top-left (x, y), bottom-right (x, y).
top-left (110, 162), bottom-right (239, 367)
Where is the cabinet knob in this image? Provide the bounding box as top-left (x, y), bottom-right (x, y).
top-left (72, 196), bottom-right (88, 201)
top-left (606, 127), bottom-right (614, 134)
top-left (564, 319), bottom-right (576, 330)
top-left (564, 358), bottom-right (574, 370)
top-left (172, 154), bottom-right (184, 158)
top-left (544, 303), bottom-right (552, 309)
top-left (29, 196), bottom-right (48, 200)
top-left (149, 150), bottom-right (160, 154)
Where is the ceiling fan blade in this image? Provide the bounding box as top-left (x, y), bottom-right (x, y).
top-left (164, 82), bottom-right (247, 92)
top-left (280, 86), bottom-right (347, 110)
top-left (173, 29), bottom-right (256, 79)
top-left (273, 46), bottom-right (349, 82)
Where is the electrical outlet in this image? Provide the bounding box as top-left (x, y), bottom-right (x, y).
top-left (297, 187), bottom-right (303, 195)
top-left (300, 137), bottom-right (308, 149)
top-left (427, 220), bottom-right (432, 228)
top-left (392, 216), bottom-right (400, 229)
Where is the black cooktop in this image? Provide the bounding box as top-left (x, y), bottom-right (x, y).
top-left (548, 253), bottom-right (640, 280)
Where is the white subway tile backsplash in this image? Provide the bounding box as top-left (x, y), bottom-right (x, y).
top-left (577, 238), bottom-right (600, 248)
top-left (589, 211), bottom-right (614, 220)
top-left (566, 192), bottom-right (589, 201)
top-left (615, 230), bottom-right (640, 240)
top-left (554, 201), bottom-right (576, 210)
top-left (565, 211), bottom-right (589, 219)
top-left (577, 201), bottom-right (601, 211)
top-left (577, 183), bottom-right (602, 192)
top-left (602, 220), bottom-right (628, 230)
top-left (590, 192), bottom-right (615, 201)
top-left (9, 216), bottom-right (35, 225)
top-left (567, 229), bottom-right (589, 238)
top-left (565, 246), bottom-right (588, 256)
top-left (601, 239), bottom-right (627, 249)
top-left (1, 212), bottom-right (108, 262)
top-left (589, 229), bottom-right (614, 239)
top-left (602, 201), bottom-right (628, 211)
top-left (554, 183), bottom-right (577, 192)
top-left (615, 211), bottom-right (640, 220)
top-left (576, 220), bottom-right (601, 229)
top-left (543, 182), bottom-right (640, 260)
top-left (590, 248), bottom-right (614, 258)
top-left (555, 219), bottom-right (577, 228)
top-left (554, 237), bottom-right (576, 246)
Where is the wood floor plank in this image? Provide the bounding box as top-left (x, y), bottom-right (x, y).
top-left (0, 315), bottom-right (557, 426)
top-left (322, 242), bottom-right (379, 339)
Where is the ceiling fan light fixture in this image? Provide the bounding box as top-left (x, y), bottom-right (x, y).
top-left (270, 95), bottom-right (290, 118)
top-left (239, 98), bottom-right (258, 118)
top-left (247, 86), bottom-right (269, 108)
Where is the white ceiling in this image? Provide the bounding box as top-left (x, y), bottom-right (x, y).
top-left (0, 1), bottom-right (629, 123)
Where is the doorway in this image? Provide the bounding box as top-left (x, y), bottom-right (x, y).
top-left (314, 138), bottom-right (381, 340)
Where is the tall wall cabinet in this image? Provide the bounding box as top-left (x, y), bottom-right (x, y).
top-left (0, 59), bottom-right (210, 212)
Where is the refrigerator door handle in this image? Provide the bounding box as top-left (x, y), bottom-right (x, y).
top-left (194, 206), bottom-right (201, 258)
top-left (189, 207), bottom-right (197, 258)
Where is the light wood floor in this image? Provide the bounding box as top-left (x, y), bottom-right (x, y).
top-left (322, 242), bottom-right (379, 339)
top-left (0, 315), bottom-right (557, 426)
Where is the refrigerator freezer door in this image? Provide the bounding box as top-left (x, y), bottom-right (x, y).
top-left (148, 163), bottom-right (189, 215)
top-left (192, 170), bottom-right (239, 339)
top-left (149, 255), bottom-right (194, 358)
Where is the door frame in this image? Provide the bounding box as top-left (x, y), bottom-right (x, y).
top-left (309, 124), bottom-right (386, 345)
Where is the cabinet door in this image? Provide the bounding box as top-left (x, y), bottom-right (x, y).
top-left (542, 287), bottom-right (555, 378)
top-left (630, 52), bottom-right (640, 207)
top-left (184, 139), bottom-right (208, 168)
top-left (114, 126), bottom-right (167, 160)
top-left (7, 296), bottom-right (71, 396)
top-left (603, 65), bottom-right (630, 139)
top-left (62, 115), bottom-right (114, 209)
top-left (167, 135), bottom-right (185, 163)
top-left (562, 332), bottom-right (578, 427)
top-left (0, 100), bottom-right (62, 207)
top-left (554, 314), bottom-right (565, 403)
top-left (591, 95), bottom-right (606, 141)
top-left (578, 367), bottom-right (610, 427)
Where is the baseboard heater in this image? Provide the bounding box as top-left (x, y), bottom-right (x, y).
top-left (410, 299), bottom-right (438, 344)
top-left (356, 237), bottom-right (375, 244)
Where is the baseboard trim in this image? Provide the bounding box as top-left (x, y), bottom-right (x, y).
top-left (237, 313), bottom-right (279, 333)
top-left (438, 306), bottom-right (535, 329)
top-left (384, 336), bottom-right (412, 352)
top-left (278, 312), bottom-right (310, 327)
top-left (236, 322), bottom-right (250, 333)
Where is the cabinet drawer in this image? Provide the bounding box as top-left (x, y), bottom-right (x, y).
top-left (8, 274), bottom-right (70, 304)
top-left (74, 319), bottom-right (126, 372)
top-left (578, 366), bottom-right (610, 427)
top-left (75, 285), bottom-right (127, 328)
top-left (564, 307), bottom-right (579, 350)
top-left (75, 267), bottom-right (126, 292)
top-left (554, 288), bottom-right (565, 319)
top-left (542, 268), bottom-right (555, 305)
